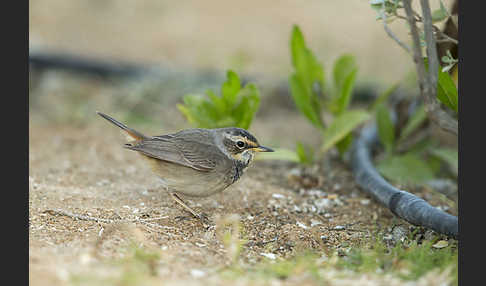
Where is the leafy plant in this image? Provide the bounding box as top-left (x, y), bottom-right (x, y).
top-left (375, 102), bottom-right (457, 184)
top-left (370, 0), bottom-right (459, 115)
top-left (177, 70), bottom-right (260, 129)
top-left (423, 58), bottom-right (458, 113)
top-left (288, 25), bottom-right (370, 159)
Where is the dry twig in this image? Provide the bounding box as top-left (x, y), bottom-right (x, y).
top-left (402, 0), bottom-right (458, 136)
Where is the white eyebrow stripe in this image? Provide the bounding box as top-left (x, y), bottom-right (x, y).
top-left (229, 135), bottom-right (258, 147)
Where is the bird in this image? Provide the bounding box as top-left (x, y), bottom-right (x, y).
top-left (96, 111), bottom-right (273, 222)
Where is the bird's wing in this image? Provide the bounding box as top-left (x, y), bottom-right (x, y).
top-left (125, 129), bottom-right (224, 172)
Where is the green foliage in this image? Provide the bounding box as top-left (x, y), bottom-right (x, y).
top-left (370, 83), bottom-right (399, 111)
top-left (256, 142), bottom-right (315, 166)
top-left (431, 0), bottom-right (450, 23)
top-left (177, 70), bottom-right (260, 129)
top-left (424, 58), bottom-right (458, 113)
top-left (376, 103), bottom-right (395, 155)
top-left (295, 141), bottom-right (315, 165)
top-left (255, 147), bottom-right (301, 163)
top-left (338, 238), bottom-right (457, 282)
top-left (370, 0), bottom-right (401, 20)
top-left (437, 66), bottom-right (458, 113)
top-left (289, 25), bottom-right (369, 159)
top-left (321, 110), bottom-right (371, 154)
top-left (441, 50), bottom-right (458, 73)
top-left (377, 153), bottom-right (436, 184)
top-left (374, 101), bottom-right (457, 184)
top-left (430, 148), bottom-right (458, 177)
top-left (330, 55), bottom-right (358, 115)
top-left (289, 25), bottom-right (325, 129)
top-left (222, 233), bottom-right (457, 284)
top-left (398, 104), bottom-right (427, 143)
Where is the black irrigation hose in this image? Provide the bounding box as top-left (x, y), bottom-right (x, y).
top-left (350, 122), bottom-right (458, 239)
top-left (29, 50), bottom-right (148, 78)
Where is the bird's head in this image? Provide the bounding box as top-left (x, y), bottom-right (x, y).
top-left (215, 127), bottom-right (274, 166)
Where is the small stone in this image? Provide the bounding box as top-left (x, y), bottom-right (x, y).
top-left (296, 221), bottom-right (308, 229)
top-left (260, 253), bottom-right (277, 260)
top-left (314, 198), bottom-right (332, 210)
top-left (190, 269), bottom-right (206, 278)
top-left (432, 240), bottom-right (449, 249)
top-left (272, 193), bottom-right (286, 199)
top-left (328, 194), bottom-right (338, 200)
top-left (360, 199), bottom-right (370, 205)
top-left (79, 253), bottom-right (92, 265)
top-left (310, 219), bottom-right (322, 227)
top-left (391, 226), bottom-right (408, 243)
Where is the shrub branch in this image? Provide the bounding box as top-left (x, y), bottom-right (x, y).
top-left (402, 0), bottom-right (458, 136)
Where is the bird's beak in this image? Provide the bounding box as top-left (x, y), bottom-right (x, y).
top-left (253, 145), bottom-right (274, 152)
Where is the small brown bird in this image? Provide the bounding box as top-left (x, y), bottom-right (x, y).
top-left (97, 111), bottom-right (273, 221)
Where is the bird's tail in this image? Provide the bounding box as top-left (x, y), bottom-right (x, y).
top-left (96, 111), bottom-right (148, 141)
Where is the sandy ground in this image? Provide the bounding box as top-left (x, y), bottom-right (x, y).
top-left (28, 76), bottom-right (457, 285)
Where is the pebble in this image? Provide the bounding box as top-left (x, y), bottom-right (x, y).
top-left (432, 240), bottom-right (449, 249)
top-left (360, 199), bottom-right (370, 205)
top-left (272, 193), bottom-right (286, 199)
top-left (296, 221), bottom-right (308, 229)
top-left (190, 269), bottom-right (206, 278)
top-left (260, 253), bottom-right (277, 260)
top-left (314, 198), bottom-right (332, 210)
top-left (391, 226), bottom-right (408, 243)
top-left (310, 219), bottom-right (322, 227)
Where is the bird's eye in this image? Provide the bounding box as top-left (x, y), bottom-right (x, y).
top-left (236, 140), bottom-right (246, 148)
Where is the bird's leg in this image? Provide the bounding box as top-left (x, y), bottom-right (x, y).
top-left (170, 192), bottom-right (209, 223)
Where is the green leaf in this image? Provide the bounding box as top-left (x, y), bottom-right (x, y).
top-left (431, 9), bottom-right (448, 23)
top-left (333, 55), bottom-right (357, 92)
top-left (437, 68), bottom-right (458, 112)
top-left (424, 58), bottom-right (458, 113)
top-left (432, 0), bottom-right (450, 23)
top-left (376, 153), bottom-right (436, 184)
top-left (207, 89), bottom-right (226, 117)
top-left (289, 25), bottom-right (325, 129)
top-left (321, 110), bottom-right (371, 154)
top-left (370, 83), bottom-right (399, 111)
top-left (398, 104), bottom-right (427, 142)
top-left (289, 74), bottom-right (324, 129)
top-left (429, 148), bottom-right (458, 177)
top-left (221, 70), bottom-right (241, 108)
top-left (336, 69), bottom-right (357, 115)
top-left (295, 141), bottom-right (314, 165)
top-left (233, 83), bottom-right (260, 129)
top-left (336, 133), bottom-right (353, 155)
top-left (330, 55), bottom-right (358, 115)
top-left (178, 70), bottom-right (260, 129)
top-left (290, 25), bottom-right (325, 90)
top-left (376, 104), bottom-right (395, 155)
top-left (255, 147), bottom-right (300, 162)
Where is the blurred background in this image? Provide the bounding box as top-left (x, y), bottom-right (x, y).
top-left (29, 0), bottom-right (425, 138)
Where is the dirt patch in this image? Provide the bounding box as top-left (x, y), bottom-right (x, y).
top-left (29, 101), bottom-right (455, 285)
